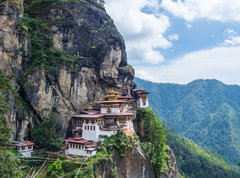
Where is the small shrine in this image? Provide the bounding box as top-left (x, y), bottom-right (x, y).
top-left (133, 89), bottom-right (150, 108)
top-left (15, 141), bottom-right (34, 157)
top-left (64, 138), bottom-right (97, 157)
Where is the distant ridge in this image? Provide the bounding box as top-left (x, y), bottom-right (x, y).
top-left (135, 77), bottom-right (240, 165)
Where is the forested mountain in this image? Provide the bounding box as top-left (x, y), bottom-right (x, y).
top-left (135, 77), bottom-right (240, 165)
top-left (168, 133), bottom-right (240, 178)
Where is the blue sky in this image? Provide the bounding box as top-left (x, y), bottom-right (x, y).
top-left (105, 0), bottom-right (240, 84)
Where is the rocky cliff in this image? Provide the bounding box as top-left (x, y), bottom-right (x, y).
top-left (0, 1), bottom-right (179, 177)
top-left (0, 0), bottom-right (134, 140)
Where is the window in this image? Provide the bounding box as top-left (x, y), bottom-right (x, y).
top-left (85, 126), bottom-right (87, 130)
top-left (76, 119), bottom-right (82, 127)
top-left (93, 126), bottom-right (95, 130)
top-left (28, 146), bottom-right (32, 150)
top-left (107, 107), bottom-right (112, 113)
top-left (21, 147), bottom-right (25, 150)
top-left (90, 126), bottom-right (92, 130)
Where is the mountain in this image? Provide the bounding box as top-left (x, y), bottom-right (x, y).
top-left (168, 133), bottom-right (240, 178)
top-left (0, 1), bottom-right (178, 177)
top-left (135, 77), bottom-right (240, 165)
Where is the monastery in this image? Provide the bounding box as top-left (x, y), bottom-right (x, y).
top-left (64, 89), bottom-right (149, 157)
top-left (14, 89), bottom-right (149, 157)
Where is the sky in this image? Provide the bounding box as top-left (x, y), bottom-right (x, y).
top-left (105, 0), bottom-right (240, 85)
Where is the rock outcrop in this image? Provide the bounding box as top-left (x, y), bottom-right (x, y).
top-left (0, 0), bottom-right (134, 140)
top-left (0, 1), bottom-right (179, 177)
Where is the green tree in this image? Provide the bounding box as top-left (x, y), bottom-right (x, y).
top-left (0, 92), bottom-right (11, 147)
top-left (0, 149), bottom-right (20, 178)
top-left (137, 107), bottom-right (169, 174)
top-left (47, 158), bottom-right (63, 177)
top-left (32, 112), bottom-right (63, 150)
top-left (0, 89), bottom-right (20, 177)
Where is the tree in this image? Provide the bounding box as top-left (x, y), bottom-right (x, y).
top-left (0, 91), bottom-right (20, 177)
top-left (47, 158), bottom-right (63, 177)
top-left (137, 107), bottom-right (168, 174)
top-left (0, 149), bottom-right (20, 178)
top-left (0, 92), bottom-right (11, 147)
top-left (32, 112), bottom-right (63, 150)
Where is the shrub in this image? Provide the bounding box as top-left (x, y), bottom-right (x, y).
top-left (32, 112), bottom-right (63, 150)
top-left (137, 107), bottom-right (169, 174)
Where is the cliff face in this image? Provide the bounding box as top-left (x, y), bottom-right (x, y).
top-left (0, 1), bottom-right (179, 177)
top-left (111, 145), bottom-right (155, 178)
top-left (0, 0), bottom-right (33, 140)
top-left (0, 0), bottom-right (134, 140)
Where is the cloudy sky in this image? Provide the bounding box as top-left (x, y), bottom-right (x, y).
top-left (105, 0), bottom-right (240, 85)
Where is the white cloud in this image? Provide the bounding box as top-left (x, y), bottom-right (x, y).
top-left (135, 46), bottom-right (240, 85)
top-left (161, 0), bottom-right (240, 22)
top-left (223, 29), bottom-right (240, 46)
top-left (168, 34), bottom-right (179, 41)
top-left (105, 0), bottom-right (171, 64)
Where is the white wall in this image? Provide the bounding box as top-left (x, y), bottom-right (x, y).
top-left (101, 107), bottom-right (120, 114)
top-left (65, 148), bottom-right (96, 157)
top-left (139, 98), bottom-right (149, 108)
top-left (101, 108), bottom-right (107, 114)
top-left (82, 123), bottom-right (100, 142)
top-left (18, 146), bottom-right (33, 157)
top-left (21, 151), bottom-right (32, 157)
top-left (99, 130), bottom-right (117, 138)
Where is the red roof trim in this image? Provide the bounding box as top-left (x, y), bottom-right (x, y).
top-left (72, 114), bottom-right (104, 118)
top-left (16, 141), bottom-right (34, 147)
top-left (65, 138), bottom-right (89, 144)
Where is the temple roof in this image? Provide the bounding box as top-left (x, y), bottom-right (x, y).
top-left (16, 141), bottom-right (34, 147)
top-left (72, 114), bottom-right (104, 118)
top-left (103, 112), bottom-right (134, 116)
top-left (118, 96), bottom-right (133, 99)
top-left (133, 89), bottom-right (150, 94)
top-left (97, 100), bottom-right (128, 104)
top-left (80, 110), bottom-right (100, 115)
top-left (65, 138), bottom-right (90, 144)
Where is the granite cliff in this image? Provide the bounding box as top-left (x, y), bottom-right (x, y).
top-left (0, 1), bottom-right (179, 177)
top-left (0, 0), bottom-right (134, 140)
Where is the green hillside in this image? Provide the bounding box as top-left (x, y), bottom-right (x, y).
top-left (168, 133), bottom-right (240, 178)
top-left (135, 77), bottom-right (240, 165)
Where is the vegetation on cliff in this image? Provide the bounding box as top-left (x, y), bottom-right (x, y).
top-left (32, 112), bottom-right (63, 151)
top-left (0, 79), bottom-right (22, 178)
top-left (18, 16), bottom-right (84, 76)
top-left (135, 77), bottom-right (240, 165)
top-left (136, 107), bottom-right (169, 175)
top-left (168, 133), bottom-right (240, 178)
